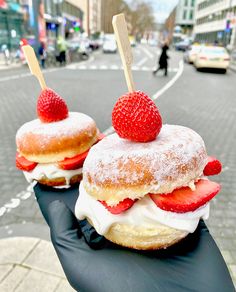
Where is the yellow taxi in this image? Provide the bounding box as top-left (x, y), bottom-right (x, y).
top-left (194, 46), bottom-right (230, 73)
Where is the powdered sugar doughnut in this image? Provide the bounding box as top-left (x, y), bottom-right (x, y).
top-left (83, 125), bottom-right (208, 205)
top-left (16, 112), bottom-right (99, 163)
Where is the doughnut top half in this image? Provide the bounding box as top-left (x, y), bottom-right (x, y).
top-left (83, 125), bottom-right (208, 204)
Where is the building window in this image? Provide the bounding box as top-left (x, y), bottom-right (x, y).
top-left (189, 10), bottom-right (193, 20)
top-left (191, 0), bottom-right (195, 7)
top-left (185, 0), bottom-right (188, 6)
top-left (183, 10), bottom-right (187, 19)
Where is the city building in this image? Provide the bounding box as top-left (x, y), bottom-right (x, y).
top-left (194, 0), bottom-right (236, 47)
top-left (100, 0), bottom-right (130, 34)
top-left (0, 0), bottom-right (84, 52)
top-left (89, 0), bottom-right (102, 35)
top-left (0, 1), bottom-right (24, 51)
top-left (175, 0), bottom-right (196, 35)
top-left (164, 6), bottom-right (177, 42)
top-left (61, 1), bottom-right (83, 38)
top-left (69, 0), bottom-right (102, 36)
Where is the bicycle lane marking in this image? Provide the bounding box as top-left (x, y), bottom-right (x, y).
top-left (0, 60), bottom-right (184, 218)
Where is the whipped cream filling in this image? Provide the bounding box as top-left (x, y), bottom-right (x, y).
top-left (23, 163), bottom-right (82, 186)
top-left (75, 183), bottom-right (210, 235)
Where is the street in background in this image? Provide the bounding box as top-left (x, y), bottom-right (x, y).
top-left (0, 0), bottom-right (236, 290)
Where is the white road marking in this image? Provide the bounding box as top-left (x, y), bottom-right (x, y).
top-left (136, 57), bottom-right (148, 67)
top-left (110, 65), bottom-right (119, 70)
top-left (66, 65), bottom-right (179, 72)
top-left (0, 185), bottom-right (34, 217)
top-left (140, 46), bottom-right (155, 59)
top-left (0, 67), bottom-right (63, 82)
top-left (89, 65), bottom-right (97, 70)
top-left (132, 65), bottom-right (139, 70)
top-left (141, 66), bottom-right (149, 71)
top-left (169, 68), bottom-right (179, 73)
top-left (0, 59), bottom-right (184, 218)
top-left (19, 192), bottom-right (32, 200)
top-left (100, 65), bottom-right (108, 70)
top-left (78, 65), bottom-right (87, 70)
top-left (0, 207), bottom-right (6, 216)
top-left (4, 198), bottom-right (20, 209)
top-left (152, 60), bottom-right (184, 100)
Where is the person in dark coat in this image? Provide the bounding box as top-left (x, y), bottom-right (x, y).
top-left (38, 42), bottom-right (46, 69)
top-left (153, 43), bottom-right (169, 76)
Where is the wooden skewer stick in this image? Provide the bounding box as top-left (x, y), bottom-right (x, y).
top-left (112, 14), bottom-right (135, 93)
top-left (22, 45), bottom-right (47, 90)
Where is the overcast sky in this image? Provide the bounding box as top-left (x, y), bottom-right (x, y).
top-left (150, 0), bottom-right (179, 23)
top-left (125, 0), bottom-right (179, 23)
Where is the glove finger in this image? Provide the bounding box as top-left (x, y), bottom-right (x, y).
top-left (48, 200), bottom-right (82, 242)
top-left (34, 183), bottom-right (79, 225)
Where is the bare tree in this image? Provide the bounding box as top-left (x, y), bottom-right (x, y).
top-left (129, 1), bottom-right (156, 37)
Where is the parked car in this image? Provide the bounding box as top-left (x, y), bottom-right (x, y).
top-left (67, 39), bottom-right (90, 62)
top-left (103, 40), bottom-right (117, 53)
top-left (103, 34), bottom-right (117, 53)
top-left (175, 39), bottom-right (192, 51)
top-left (184, 44), bottom-right (202, 63)
top-left (129, 35), bottom-right (136, 47)
top-left (148, 39), bottom-right (158, 47)
top-left (194, 46), bottom-right (230, 72)
top-left (89, 39), bottom-right (100, 50)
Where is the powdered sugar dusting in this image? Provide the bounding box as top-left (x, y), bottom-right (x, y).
top-left (83, 125), bottom-right (207, 191)
top-left (16, 112), bottom-right (95, 148)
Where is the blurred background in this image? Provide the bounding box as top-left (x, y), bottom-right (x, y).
top-left (0, 0), bottom-right (236, 67)
top-left (0, 0), bottom-right (236, 290)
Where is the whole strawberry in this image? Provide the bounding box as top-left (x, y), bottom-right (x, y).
top-left (37, 88), bottom-right (68, 123)
top-left (203, 156), bottom-right (222, 176)
top-left (112, 91), bottom-right (162, 142)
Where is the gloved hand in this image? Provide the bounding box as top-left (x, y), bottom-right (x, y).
top-left (34, 183), bottom-right (234, 292)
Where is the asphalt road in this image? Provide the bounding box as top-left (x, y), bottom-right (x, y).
top-left (0, 44), bottom-right (235, 283)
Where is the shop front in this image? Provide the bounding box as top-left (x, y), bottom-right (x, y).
top-left (0, 2), bottom-right (24, 52)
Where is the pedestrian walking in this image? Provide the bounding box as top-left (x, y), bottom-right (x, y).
top-left (38, 42), bottom-right (46, 69)
top-left (57, 36), bottom-right (67, 66)
top-left (153, 42), bottom-right (169, 76)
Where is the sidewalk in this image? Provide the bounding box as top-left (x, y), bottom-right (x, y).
top-left (0, 237), bottom-right (74, 292)
top-left (0, 62), bottom-right (22, 71)
top-left (0, 236), bottom-right (235, 291)
top-left (229, 61), bottom-right (236, 72)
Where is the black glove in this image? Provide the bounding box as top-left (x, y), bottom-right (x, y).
top-left (34, 184), bottom-right (234, 292)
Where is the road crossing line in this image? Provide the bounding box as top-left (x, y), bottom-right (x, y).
top-left (136, 57), bottom-right (148, 67)
top-left (66, 63), bottom-right (179, 72)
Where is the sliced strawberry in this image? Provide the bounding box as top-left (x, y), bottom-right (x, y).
top-left (150, 179), bottom-right (221, 213)
top-left (58, 150), bottom-right (89, 170)
top-left (16, 152), bottom-right (37, 171)
top-left (99, 198), bottom-right (136, 214)
top-left (58, 134), bottom-right (105, 170)
top-left (203, 156), bottom-right (222, 176)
